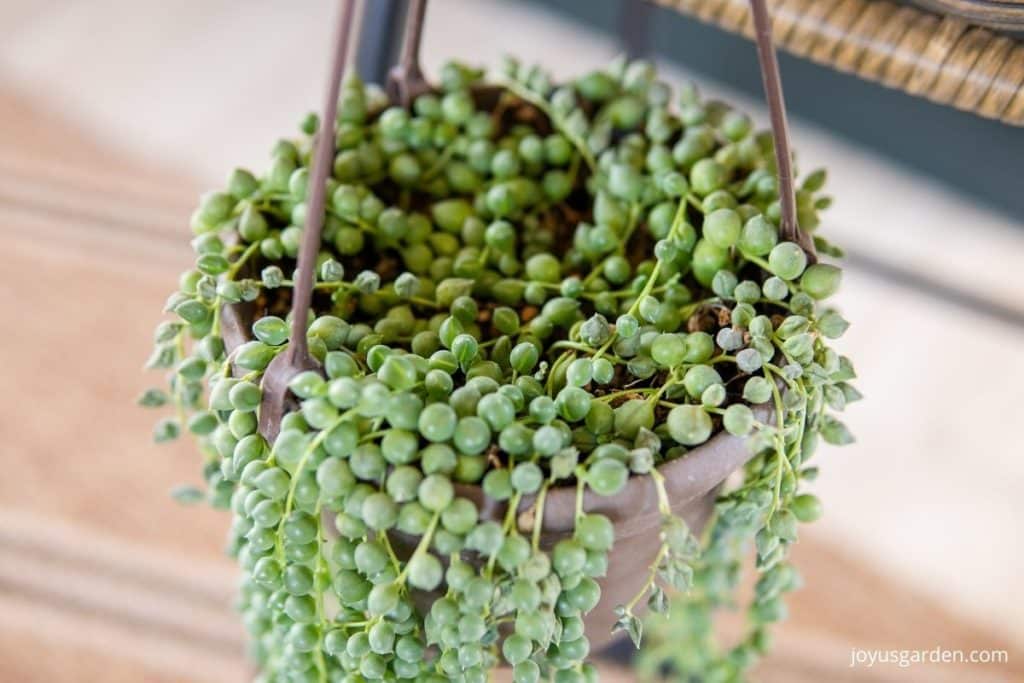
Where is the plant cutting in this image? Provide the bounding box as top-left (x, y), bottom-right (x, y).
top-left (142, 1), bottom-right (858, 681)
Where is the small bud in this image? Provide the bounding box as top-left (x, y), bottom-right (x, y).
top-left (736, 348), bottom-right (763, 373)
top-left (261, 265), bottom-right (284, 289)
top-left (319, 259), bottom-right (345, 282)
top-left (579, 314), bottom-right (612, 347)
top-left (394, 272), bottom-right (419, 299)
top-left (353, 270), bottom-right (381, 294)
top-left (615, 314), bottom-right (639, 338)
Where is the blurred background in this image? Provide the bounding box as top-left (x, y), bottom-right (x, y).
top-left (1, 0), bottom-right (1022, 681)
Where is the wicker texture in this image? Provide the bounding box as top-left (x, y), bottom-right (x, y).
top-left (652, 0), bottom-right (1024, 125)
top-left (914, 1), bottom-right (1024, 31)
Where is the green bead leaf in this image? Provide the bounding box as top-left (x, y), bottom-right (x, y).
top-left (612, 607), bottom-right (644, 648)
top-left (170, 484), bottom-right (204, 505)
top-left (137, 388), bottom-right (168, 408)
top-left (820, 416), bottom-right (855, 445)
top-left (152, 418), bottom-right (180, 443)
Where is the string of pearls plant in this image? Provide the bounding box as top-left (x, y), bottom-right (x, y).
top-left (143, 56), bottom-right (858, 682)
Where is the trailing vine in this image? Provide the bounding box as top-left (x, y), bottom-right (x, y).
top-left (143, 56), bottom-right (857, 682)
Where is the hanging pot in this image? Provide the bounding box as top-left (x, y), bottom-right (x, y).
top-left (219, 0), bottom-right (804, 653)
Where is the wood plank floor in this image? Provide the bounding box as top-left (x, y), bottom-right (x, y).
top-left (0, 83), bottom-right (1019, 682)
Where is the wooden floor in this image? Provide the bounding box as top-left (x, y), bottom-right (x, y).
top-left (0, 85), bottom-right (1020, 682)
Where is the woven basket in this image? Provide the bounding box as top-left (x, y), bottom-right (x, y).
top-left (652, 0), bottom-right (1024, 125)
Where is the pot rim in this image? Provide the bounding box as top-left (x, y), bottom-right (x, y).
top-left (222, 302), bottom-right (763, 538)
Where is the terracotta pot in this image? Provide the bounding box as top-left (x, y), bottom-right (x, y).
top-left (210, 0), bottom-right (804, 652)
top-left (222, 303), bottom-right (758, 649)
top-left (451, 432), bottom-right (753, 649)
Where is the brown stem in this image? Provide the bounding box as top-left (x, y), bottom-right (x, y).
top-left (399, 0), bottom-right (427, 78)
top-left (288, 0), bottom-right (357, 364)
top-left (387, 0), bottom-right (431, 106)
top-left (257, 0), bottom-right (357, 441)
top-left (749, 0), bottom-right (816, 261)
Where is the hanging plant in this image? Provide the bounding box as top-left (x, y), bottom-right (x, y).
top-left (142, 2), bottom-right (857, 681)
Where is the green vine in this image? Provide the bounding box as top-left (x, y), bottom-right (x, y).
top-left (143, 57), bottom-right (856, 683)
